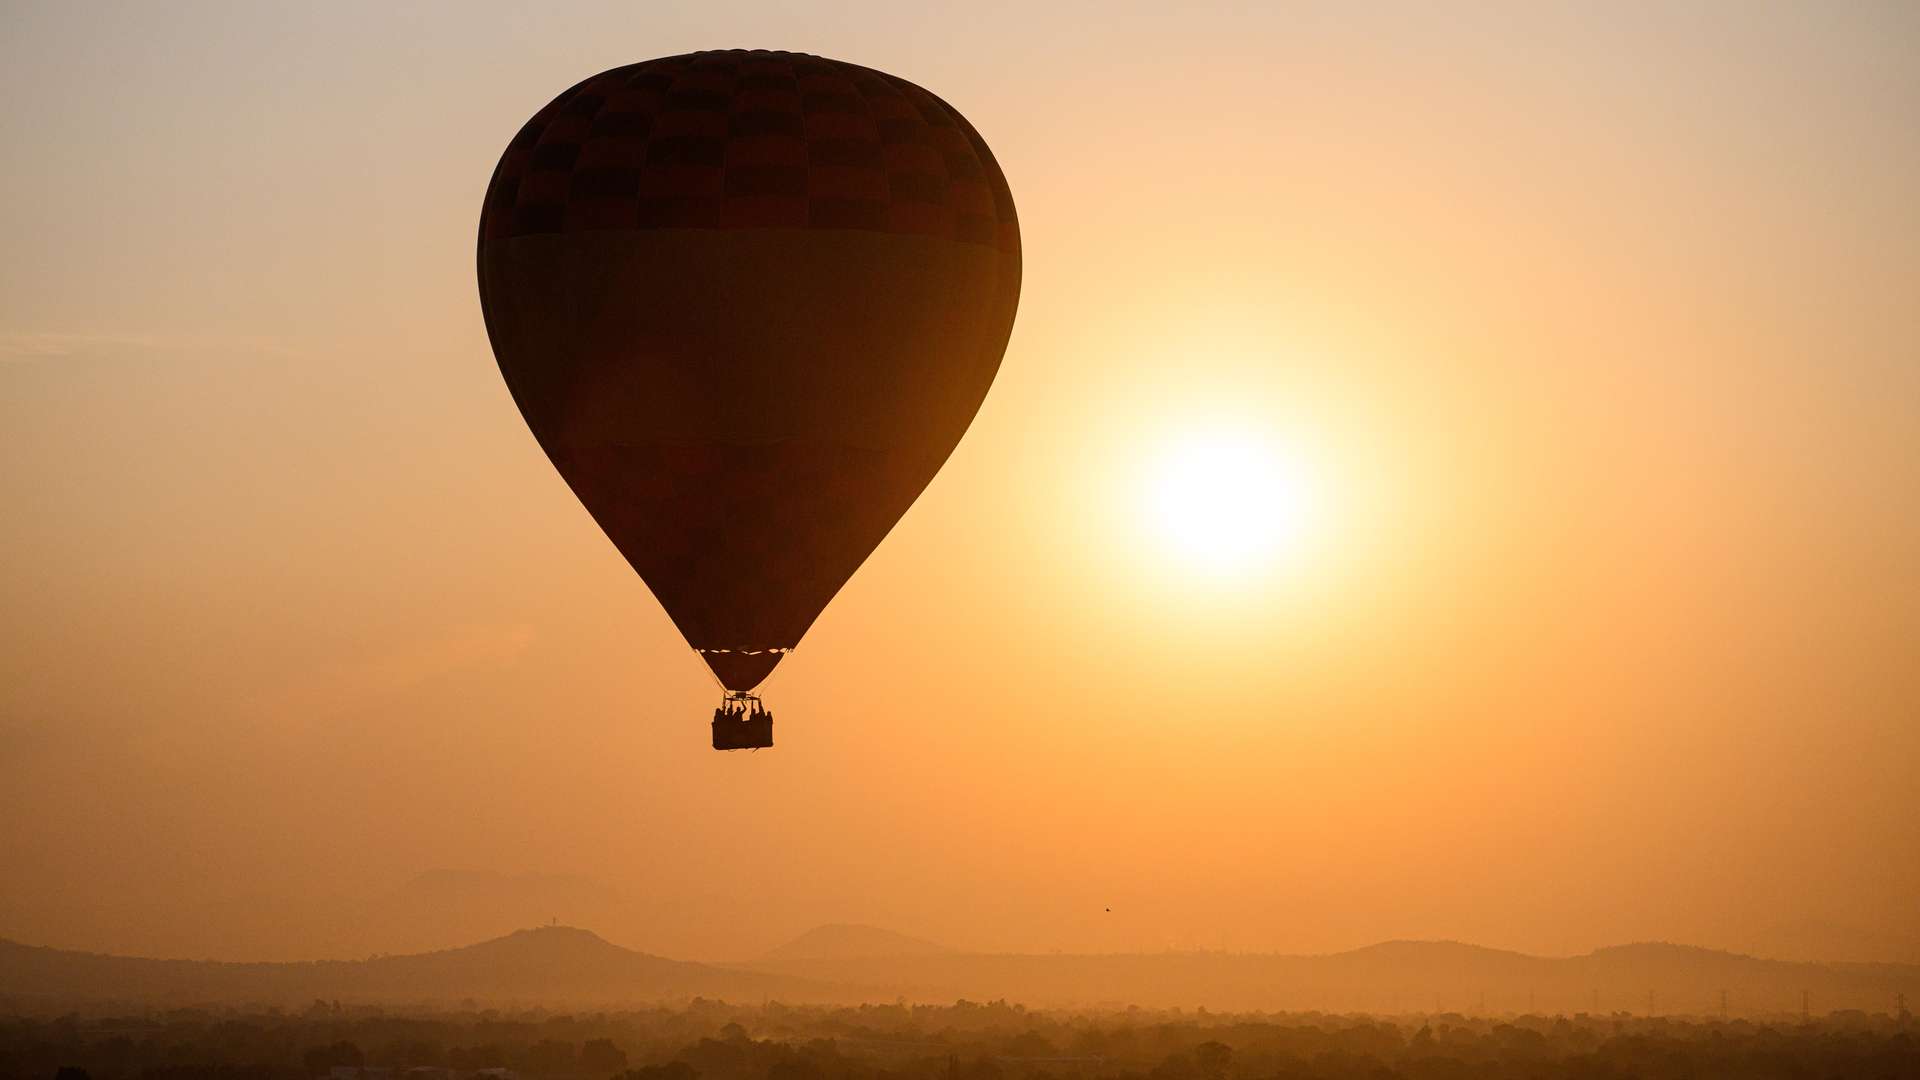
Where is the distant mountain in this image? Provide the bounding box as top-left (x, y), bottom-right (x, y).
top-left (319, 870), bottom-right (634, 958)
top-left (762, 924), bottom-right (950, 963)
top-left (5, 928), bottom-right (1915, 1016)
top-left (0, 926), bottom-right (828, 1007)
top-left (744, 938), bottom-right (1920, 1015)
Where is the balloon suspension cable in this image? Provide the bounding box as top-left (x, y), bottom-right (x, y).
top-left (756, 649), bottom-right (792, 696)
top-left (697, 646), bottom-right (790, 751)
top-left (692, 644), bottom-right (794, 699)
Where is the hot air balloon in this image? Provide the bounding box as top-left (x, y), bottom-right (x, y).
top-left (477, 50), bottom-right (1020, 749)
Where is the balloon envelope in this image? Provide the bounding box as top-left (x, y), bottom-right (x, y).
top-left (478, 50), bottom-right (1020, 691)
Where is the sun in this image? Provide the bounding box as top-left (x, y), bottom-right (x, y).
top-left (1144, 430), bottom-right (1319, 575)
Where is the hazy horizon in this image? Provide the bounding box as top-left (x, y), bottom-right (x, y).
top-left (4, 2), bottom-right (1918, 971)
top-left (7, 910), bottom-right (1917, 967)
top-left (9, 872), bottom-right (1914, 969)
top-left (7, 920), bottom-right (1917, 1021)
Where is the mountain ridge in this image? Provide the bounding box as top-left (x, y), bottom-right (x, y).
top-left (0, 925), bottom-right (828, 1006)
top-left (4, 926), bottom-right (1916, 1014)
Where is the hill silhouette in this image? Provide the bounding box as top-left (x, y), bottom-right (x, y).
top-left (4, 927), bottom-right (1916, 1015)
top-left (0, 926), bottom-right (825, 1006)
top-left (747, 934), bottom-right (1920, 1014)
top-left (323, 870), bottom-right (633, 957)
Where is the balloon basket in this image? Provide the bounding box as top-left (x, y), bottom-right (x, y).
top-left (712, 691), bottom-right (773, 751)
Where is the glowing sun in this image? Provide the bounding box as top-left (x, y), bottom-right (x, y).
top-left (1145, 431), bottom-right (1319, 574)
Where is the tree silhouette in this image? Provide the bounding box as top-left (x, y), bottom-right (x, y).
top-left (581, 1039), bottom-right (628, 1077)
top-left (1193, 1041), bottom-right (1231, 1080)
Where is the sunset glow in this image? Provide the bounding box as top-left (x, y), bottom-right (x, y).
top-left (2, 2), bottom-right (1917, 983)
top-left (1145, 430), bottom-right (1318, 575)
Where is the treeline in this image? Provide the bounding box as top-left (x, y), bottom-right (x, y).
top-left (1, 999), bottom-right (1914, 1080)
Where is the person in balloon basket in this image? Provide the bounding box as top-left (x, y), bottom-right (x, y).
top-left (746, 702), bottom-right (772, 748)
top-left (711, 698), bottom-right (774, 750)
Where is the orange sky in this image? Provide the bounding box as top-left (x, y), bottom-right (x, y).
top-left (2, 2), bottom-right (1917, 965)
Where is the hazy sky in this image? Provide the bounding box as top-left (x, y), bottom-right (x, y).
top-left (3, 1), bottom-right (1917, 965)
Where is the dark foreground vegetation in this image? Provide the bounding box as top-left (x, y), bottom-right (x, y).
top-left (3, 1000), bottom-right (1914, 1080)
